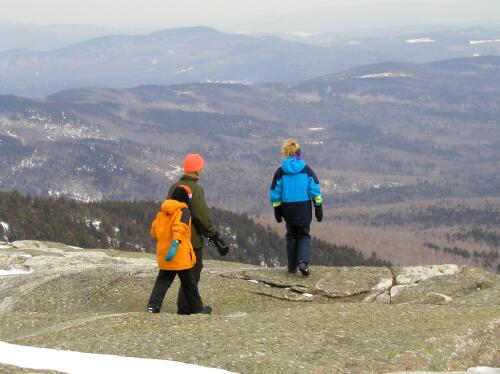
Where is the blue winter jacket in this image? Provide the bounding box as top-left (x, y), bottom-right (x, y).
top-left (270, 157), bottom-right (323, 226)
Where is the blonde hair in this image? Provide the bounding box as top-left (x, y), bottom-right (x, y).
top-left (281, 139), bottom-right (301, 158)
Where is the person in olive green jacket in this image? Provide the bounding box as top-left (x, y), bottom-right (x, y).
top-left (167, 153), bottom-right (228, 314)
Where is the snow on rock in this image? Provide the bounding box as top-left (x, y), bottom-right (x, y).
top-left (307, 127), bottom-right (324, 132)
top-left (356, 72), bottom-right (409, 79)
top-left (0, 341), bottom-right (235, 374)
top-left (406, 38), bottom-right (435, 44)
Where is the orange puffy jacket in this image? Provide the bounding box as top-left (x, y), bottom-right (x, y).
top-left (150, 199), bottom-right (196, 271)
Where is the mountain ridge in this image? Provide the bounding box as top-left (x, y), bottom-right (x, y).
top-left (1, 25), bottom-right (499, 96)
top-left (1, 56), bottom-right (500, 212)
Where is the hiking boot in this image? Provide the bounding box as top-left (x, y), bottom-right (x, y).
top-left (201, 305), bottom-right (213, 314)
top-left (298, 262), bottom-right (310, 276)
top-left (147, 306), bottom-right (160, 313)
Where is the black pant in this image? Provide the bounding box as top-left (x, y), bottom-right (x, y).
top-left (177, 248), bottom-right (203, 314)
top-left (285, 223), bottom-right (311, 271)
top-left (148, 268), bottom-right (203, 314)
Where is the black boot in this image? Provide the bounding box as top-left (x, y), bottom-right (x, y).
top-left (298, 262), bottom-right (310, 276)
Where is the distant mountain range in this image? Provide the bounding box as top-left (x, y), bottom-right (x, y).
top-left (0, 26), bottom-right (499, 97)
top-left (1, 56), bottom-right (499, 212)
top-left (0, 19), bottom-right (149, 52)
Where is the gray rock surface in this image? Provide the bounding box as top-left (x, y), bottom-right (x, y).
top-left (1, 241), bottom-right (499, 373)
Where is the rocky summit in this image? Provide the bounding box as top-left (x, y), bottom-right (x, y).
top-left (0, 240), bottom-right (499, 373)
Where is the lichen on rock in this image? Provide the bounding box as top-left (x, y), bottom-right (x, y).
top-left (0, 241), bottom-right (499, 373)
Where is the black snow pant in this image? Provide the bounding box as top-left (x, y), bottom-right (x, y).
top-left (285, 223), bottom-right (311, 272)
top-left (177, 248), bottom-right (203, 315)
top-left (148, 268), bottom-right (203, 314)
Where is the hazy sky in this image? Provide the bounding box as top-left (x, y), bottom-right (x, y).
top-left (6, 0), bottom-right (340, 26)
top-left (2, 0), bottom-right (499, 32)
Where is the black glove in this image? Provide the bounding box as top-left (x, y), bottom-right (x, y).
top-left (315, 204), bottom-right (323, 222)
top-left (209, 231), bottom-right (229, 256)
top-left (274, 206), bottom-right (283, 223)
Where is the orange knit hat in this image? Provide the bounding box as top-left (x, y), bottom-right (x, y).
top-left (183, 153), bottom-right (205, 173)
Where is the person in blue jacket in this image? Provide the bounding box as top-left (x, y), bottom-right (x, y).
top-left (270, 139), bottom-right (323, 276)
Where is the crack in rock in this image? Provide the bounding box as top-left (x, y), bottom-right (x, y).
top-left (11, 313), bottom-right (134, 342)
top-left (225, 270), bottom-right (381, 302)
top-left (84, 271), bottom-right (141, 305)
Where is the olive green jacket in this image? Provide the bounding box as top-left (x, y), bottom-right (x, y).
top-left (167, 173), bottom-right (216, 250)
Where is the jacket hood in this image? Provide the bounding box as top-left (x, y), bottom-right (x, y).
top-left (160, 199), bottom-right (188, 214)
top-left (181, 173), bottom-right (200, 182)
top-left (281, 157), bottom-right (306, 175)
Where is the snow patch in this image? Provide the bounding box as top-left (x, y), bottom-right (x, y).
top-left (11, 150), bottom-right (47, 172)
top-left (1, 221), bottom-right (8, 232)
top-left (372, 278), bottom-right (393, 290)
top-left (84, 218), bottom-right (101, 230)
top-left (294, 92), bottom-right (321, 103)
top-left (203, 79), bottom-right (251, 85)
top-left (23, 109), bottom-right (115, 142)
top-left (396, 265), bottom-right (460, 285)
top-left (469, 39), bottom-right (500, 45)
top-left (0, 341), bottom-right (234, 374)
top-left (146, 164), bottom-right (182, 180)
top-left (176, 66), bottom-right (194, 74)
top-left (356, 72), bottom-right (408, 79)
top-left (289, 31), bottom-right (318, 38)
top-left (406, 38), bottom-right (435, 44)
top-left (5, 130), bottom-right (19, 139)
top-left (48, 190), bottom-right (99, 203)
top-left (0, 268), bottom-right (32, 276)
top-left (307, 127), bottom-right (324, 132)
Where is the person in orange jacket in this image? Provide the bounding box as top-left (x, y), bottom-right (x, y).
top-left (147, 185), bottom-right (212, 314)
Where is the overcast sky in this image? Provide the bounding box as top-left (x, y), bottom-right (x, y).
top-left (2, 0), bottom-right (500, 32)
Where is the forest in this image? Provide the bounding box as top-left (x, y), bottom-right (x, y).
top-left (0, 191), bottom-right (389, 268)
